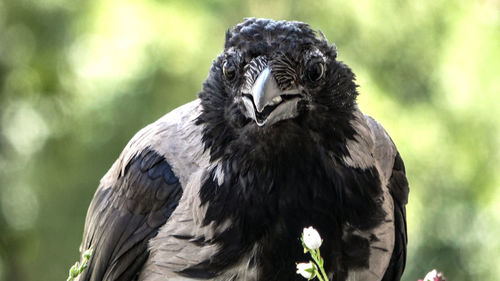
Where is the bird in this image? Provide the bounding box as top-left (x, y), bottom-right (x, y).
top-left (75, 18), bottom-right (409, 281)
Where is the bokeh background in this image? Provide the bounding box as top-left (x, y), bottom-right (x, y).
top-left (0, 0), bottom-right (499, 280)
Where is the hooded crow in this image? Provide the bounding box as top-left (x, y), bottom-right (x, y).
top-left (76, 18), bottom-right (409, 281)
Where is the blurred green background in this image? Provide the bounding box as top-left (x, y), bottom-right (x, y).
top-left (0, 0), bottom-right (499, 280)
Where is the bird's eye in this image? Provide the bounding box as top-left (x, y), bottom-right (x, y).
top-left (306, 62), bottom-right (325, 82)
top-left (223, 61), bottom-right (236, 81)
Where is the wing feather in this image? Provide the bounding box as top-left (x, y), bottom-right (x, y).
top-left (366, 115), bottom-right (409, 281)
top-left (77, 148), bottom-right (182, 281)
top-left (381, 152), bottom-right (409, 281)
top-left (76, 100), bottom-right (208, 281)
top-left (345, 113), bottom-right (409, 281)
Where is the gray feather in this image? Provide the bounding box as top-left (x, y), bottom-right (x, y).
top-left (77, 100), bottom-right (210, 281)
top-left (344, 110), bottom-right (403, 281)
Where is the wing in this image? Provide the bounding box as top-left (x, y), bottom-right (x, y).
top-left (78, 149), bottom-right (183, 281)
top-left (343, 111), bottom-right (409, 281)
top-left (366, 115), bottom-right (409, 281)
top-left (77, 100), bottom-right (209, 281)
top-left (381, 152), bottom-right (409, 281)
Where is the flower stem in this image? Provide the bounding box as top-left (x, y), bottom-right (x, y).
top-left (315, 271), bottom-right (325, 281)
top-left (309, 249), bottom-right (329, 281)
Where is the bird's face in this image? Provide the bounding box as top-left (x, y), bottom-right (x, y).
top-left (222, 46), bottom-right (329, 127)
top-left (202, 19), bottom-right (358, 130)
top-left (198, 19), bottom-right (359, 158)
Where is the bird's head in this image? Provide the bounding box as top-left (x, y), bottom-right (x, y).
top-left (198, 18), bottom-right (359, 158)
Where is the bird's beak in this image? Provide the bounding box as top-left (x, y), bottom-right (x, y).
top-left (242, 67), bottom-right (302, 127)
top-left (251, 67), bottom-right (281, 113)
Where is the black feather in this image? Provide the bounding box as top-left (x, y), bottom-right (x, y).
top-left (78, 149), bottom-right (182, 281)
top-left (192, 18), bottom-right (397, 281)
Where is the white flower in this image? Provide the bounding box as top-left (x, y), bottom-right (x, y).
top-left (303, 226), bottom-right (322, 250)
top-left (423, 269), bottom-right (438, 281)
top-left (296, 262), bottom-right (316, 279)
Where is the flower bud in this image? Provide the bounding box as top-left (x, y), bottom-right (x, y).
top-left (303, 226), bottom-right (322, 250)
top-left (296, 262), bottom-right (316, 279)
top-left (69, 263), bottom-right (80, 278)
top-left (83, 249), bottom-right (93, 260)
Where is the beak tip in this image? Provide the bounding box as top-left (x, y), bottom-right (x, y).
top-left (255, 104), bottom-right (265, 113)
